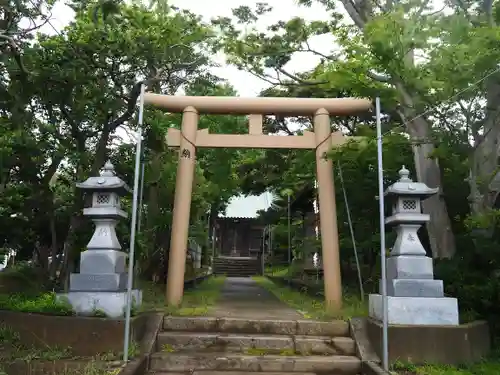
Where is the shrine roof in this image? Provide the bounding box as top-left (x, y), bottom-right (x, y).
top-left (219, 192), bottom-right (275, 219)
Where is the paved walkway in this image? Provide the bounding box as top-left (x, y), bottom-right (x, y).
top-left (209, 277), bottom-right (302, 320)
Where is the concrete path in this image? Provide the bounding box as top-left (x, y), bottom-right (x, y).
top-left (209, 277), bottom-right (302, 320)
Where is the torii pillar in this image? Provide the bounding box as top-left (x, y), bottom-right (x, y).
top-left (143, 93), bottom-right (372, 312)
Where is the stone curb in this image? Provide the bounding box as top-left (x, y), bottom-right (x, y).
top-left (149, 352), bottom-right (362, 373)
top-left (157, 331), bottom-right (356, 355)
top-left (163, 316), bottom-right (350, 336)
top-left (118, 312), bottom-right (164, 375)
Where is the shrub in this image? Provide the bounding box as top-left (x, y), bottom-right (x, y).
top-left (0, 292), bottom-right (74, 315)
top-left (435, 231), bottom-right (500, 340)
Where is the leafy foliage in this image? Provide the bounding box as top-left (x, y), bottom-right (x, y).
top-left (1, 0), bottom-right (500, 351)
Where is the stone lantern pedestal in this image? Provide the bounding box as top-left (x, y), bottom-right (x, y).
top-left (57, 161), bottom-right (142, 318)
top-left (369, 166), bottom-right (459, 326)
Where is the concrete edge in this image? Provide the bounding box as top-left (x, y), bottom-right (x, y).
top-left (119, 312), bottom-right (164, 375)
top-left (367, 317), bottom-right (491, 365)
top-left (349, 317), bottom-right (380, 363)
top-left (183, 272), bottom-right (213, 290)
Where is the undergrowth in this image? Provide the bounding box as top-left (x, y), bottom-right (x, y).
top-left (252, 275), bottom-right (367, 320)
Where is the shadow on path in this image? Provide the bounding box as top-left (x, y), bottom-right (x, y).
top-left (209, 277), bottom-right (302, 320)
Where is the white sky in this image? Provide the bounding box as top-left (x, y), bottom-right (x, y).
top-left (42, 0), bottom-right (337, 97)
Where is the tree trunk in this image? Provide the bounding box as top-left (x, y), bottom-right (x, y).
top-left (337, 0), bottom-right (457, 258)
top-left (396, 84), bottom-right (457, 258)
top-left (48, 200), bottom-right (61, 282)
top-left (59, 214), bottom-right (83, 291)
top-left (413, 140), bottom-right (456, 258)
top-left (470, 74), bottom-right (500, 216)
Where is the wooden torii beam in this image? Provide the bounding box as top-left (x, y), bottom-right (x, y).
top-left (165, 116), bottom-right (355, 149)
top-left (143, 92), bottom-right (372, 312)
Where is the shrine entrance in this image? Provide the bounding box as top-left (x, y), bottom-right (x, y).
top-left (143, 93), bottom-right (372, 311)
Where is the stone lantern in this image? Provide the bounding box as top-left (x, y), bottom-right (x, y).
top-left (58, 161), bottom-right (142, 317)
top-left (369, 166), bottom-right (459, 325)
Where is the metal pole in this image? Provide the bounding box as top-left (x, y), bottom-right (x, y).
top-left (338, 163), bottom-right (364, 301)
top-left (137, 161), bottom-right (146, 234)
top-left (375, 97), bottom-right (389, 371)
top-left (123, 84), bottom-right (145, 363)
top-left (206, 209), bottom-right (211, 268)
top-left (261, 226), bottom-right (266, 275)
top-left (211, 226), bottom-right (216, 268)
top-left (269, 225), bottom-right (273, 273)
top-left (287, 194), bottom-right (291, 281)
top-left (133, 160), bottom-right (146, 288)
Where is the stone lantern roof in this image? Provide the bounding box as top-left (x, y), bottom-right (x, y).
top-left (384, 165), bottom-right (438, 199)
top-left (76, 161), bottom-right (131, 195)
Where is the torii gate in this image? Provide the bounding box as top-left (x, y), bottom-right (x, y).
top-left (143, 93), bottom-right (372, 311)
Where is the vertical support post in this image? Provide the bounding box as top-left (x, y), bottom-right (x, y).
top-left (261, 226), bottom-right (266, 275)
top-left (211, 226), bottom-right (216, 264)
top-left (134, 160), bottom-right (146, 288)
top-left (314, 108), bottom-right (342, 312)
top-left (166, 106), bottom-right (199, 305)
top-left (287, 194), bottom-right (291, 281)
top-left (249, 114), bottom-right (263, 135)
top-left (124, 84), bottom-right (145, 363)
top-left (375, 97), bottom-right (389, 371)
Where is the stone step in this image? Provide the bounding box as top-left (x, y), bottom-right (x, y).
top-left (213, 265), bottom-right (260, 269)
top-left (149, 352), bottom-right (361, 373)
top-left (213, 267), bottom-right (259, 271)
top-left (213, 265), bottom-right (259, 269)
top-left (213, 266), bottom-right (259, 268)
top-left (214, 258), bottom-right (260, 265)
top-left (213, 263), bottom-right (259, 267)
top-left (157, 331), bottom-right (356, 355)
top-left (163, 317), bottom-right (350, 337)
top-left (148, 372), bottom-right (319, 375)
top-left (214, 268), bottom-right (258, 270)
top-left (213, 274), bottom-right (258, 277)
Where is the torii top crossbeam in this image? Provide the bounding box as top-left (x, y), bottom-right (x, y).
top-left (143, 93), bottom-right (372, 116)
top-left (143, 93), bottom-right (372, 149)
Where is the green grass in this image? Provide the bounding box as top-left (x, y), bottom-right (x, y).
top-left (265, 264), bottom-right (302, 278)
top-left (392, 356), bottom-right (500, 375)
top-left (0, 292), bottom-right (75, 315)
top-left (0, 322), bottom-right (138, 375)
top-left (0, 363), bottom-right (118, 375)
top-left (0, 363), bottom-right (123, 375)
top-left (252, 275), bottom-right (367, 320)
top-left (140, 275), bottom-right (226, 316)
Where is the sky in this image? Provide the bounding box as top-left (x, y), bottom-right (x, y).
top-left (40, 0), bottom-right (337, 97)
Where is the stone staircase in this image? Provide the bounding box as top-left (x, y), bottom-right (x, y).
top-left (147, 316), bottom-right (361, 374)
top-left (213, 256), bottom-right (261, 277)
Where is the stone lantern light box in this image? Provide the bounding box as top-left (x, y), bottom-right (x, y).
top-left (369, 166), bottom-right (459, 326)
top-left (57, 161), bottom-right (142, 318)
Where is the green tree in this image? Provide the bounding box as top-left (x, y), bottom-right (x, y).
top-left (212, 1), bottom-right (500, 258)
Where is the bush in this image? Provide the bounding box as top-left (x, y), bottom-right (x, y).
top-left (0, 264), bottom-right (47, 295)
top-left (435, 231), bottom-right (500, 340)
top-left (0, 292), bottom-right (74, 315)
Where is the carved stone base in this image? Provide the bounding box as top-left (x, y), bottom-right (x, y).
top-left (380, 278), bottom-right (444, 297)
top-left (79, 250), bottom-right (126, 274)
top-left (387, 255), bottom-right (434, 280)
top-left (58, 290), bottom-right (142, 318)
top-left (69, 273), bottom-right (128, 292)
top-left (369, 294), bottom-right (459, 326)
